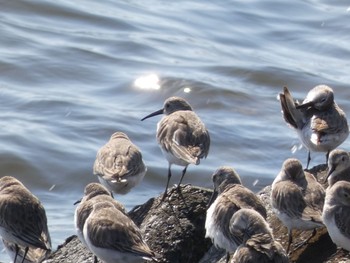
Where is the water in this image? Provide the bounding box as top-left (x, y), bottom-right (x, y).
top-left (0, 0), bottom-right (350, 261)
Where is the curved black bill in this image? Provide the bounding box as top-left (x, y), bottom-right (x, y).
top-left (206, 190), bottom-right (218, 209)
top-left (141, 109), bottom-right (163, 121)
top-left (324, 165), bottom-right (335, 184)
top-left (74, 199), bottom-right (82, 205)
top-left (296, 101), bottom-right (313, 109)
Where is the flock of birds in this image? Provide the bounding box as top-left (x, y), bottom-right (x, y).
top-left (0, 85), bottom-right (349, 263)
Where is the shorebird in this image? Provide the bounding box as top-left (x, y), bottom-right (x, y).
top-left (93, 131), bottom-right (147, 195)
top-left (206, 166), bottom-right (242, 207)
top-left (229, 208), bottom-right (289, 263)
top-left (205, 166), bottom-right (267, 262)
top-left (322, 180), bottom-right (350, 251)
top-left (141, 97), bottom-right (210, 203)
top-left (325, 149), bottom-right (350, 188)
top-left (0, 176), bottom-right (51, 263)
top-left (271, 158), bottom-right (325, 252)
top-left (279, 85), bottom-right (348, 168)
top-left (74, 183), bottom-right (126, 249)
top-left (83, 201), bottom-right (156, 263)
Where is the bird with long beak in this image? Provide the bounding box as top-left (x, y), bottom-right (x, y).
top-left (205, 166), bottom-right (267, 263)
top-left (271, 158), bottom-right (325, 253)
top-left (280, 85), bottom-right (348, 168)
top-left (325, 149), bottom-right (350, 188)
top-left (141, 96), bottom-right (210, 204)
top-left (322, 181), bottom-right (350, 252)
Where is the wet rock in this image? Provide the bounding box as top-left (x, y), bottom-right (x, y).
top-left (128, 184), bottom-right (213, 263)
top-left (46, 184), bottom-right (212, 263)
top-left (45, 165), bottom-right (350, 263)
top-left (45, 235), bottom-right (95, 263)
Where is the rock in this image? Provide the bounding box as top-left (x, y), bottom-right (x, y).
top-left (45, 184), bottom-right (212, 263)
top-left (45, 165), bottom-right (350, 263)
top-left (128, 184), bottom-right (213, 263)
top-left (45, 235), bottom-right (95, 263)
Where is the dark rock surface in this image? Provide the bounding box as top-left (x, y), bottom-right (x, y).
top-left (45, 184), bottom-right (213, 263)
top-left (44, 165), bottom-right (350, 263)
top-left (128, 185), bottom-right (213, 263)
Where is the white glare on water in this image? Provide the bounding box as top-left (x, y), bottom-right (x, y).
top-left (134, 74), bottom-right (160, 90)
top-left (184, 87), bottom-right (191, 93)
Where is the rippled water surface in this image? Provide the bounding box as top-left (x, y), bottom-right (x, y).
top-left (1, 0), bottom-right (350, 261)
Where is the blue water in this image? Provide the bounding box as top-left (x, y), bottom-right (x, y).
top-left (1, 0), bottom-right (350, 261)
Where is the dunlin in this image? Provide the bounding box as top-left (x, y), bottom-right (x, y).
top-left (83, 201), bottom-right (155, 263)
top-left (141, 97), bottom-right (210, 203)
top-left (280, 85), bottom-right (348, 168)
top-left (74, 182), bottom-right (126, 250)
top-left (322, 180), bottom-right (350, 251)
top-left (206, 166), bottom-right (242, 208)
top-left (93, 131), bottom-right (147, 195)
top-left (325, 149), bottom-right (350, 188)
top-left (229, 208), bottom-right (289, 263)
top-left (205, 166), bottom-right (267, 262)
top-left (271, 158), bottom-right (325, 252)
top-left (0, 176), bottom-right (51, 263)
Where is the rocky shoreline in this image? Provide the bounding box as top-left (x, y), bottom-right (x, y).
top-left (43, 164), bottom-right (349, 263)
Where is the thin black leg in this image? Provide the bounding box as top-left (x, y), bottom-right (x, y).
top-left (287, 230), bottom-right (293, 253)
top-left (159, 165), bottom-right (172, 204)
top-left (177, 166), bottom-right (188, 190)
top-left (14, 244), bottom-right (19, 263)
top-left (326, 150), bottom-right (330, 164)
top-left (306, 151), bottom-right (311, 169)
top-left (294, 228), bottom-right (317, 250)
top-left (21, 247), bottom-right (29, 263)
top-left (225, 252), bottom-right (230, 263)
top-left (305, 228), bottom-right (317, 244)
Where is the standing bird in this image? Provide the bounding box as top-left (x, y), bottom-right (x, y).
top-left (206, 166), bottom-right (242, 208)
top-left (93, 131), bottom-right (147, 195)
top-left (325, 149), bottom-right (350, 188)
top-left (322, 181), bottom-right (350, 252)
top-left (271, 158), bottom-right (325, 252)
top-left (74, 183), bottom-right (126, 249)
top-left (205, 167), bottom-right (267, 262)
top-left (229, 208), bottom-right (289, 263)
top-left (83, 201), bottom-right (156, 263)
top-left (141, 97), bottom-right (210, 203)
top-left (0, 176), bottom-right (51, 263)
top-left (279, 85), bottom-right (348, 168)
